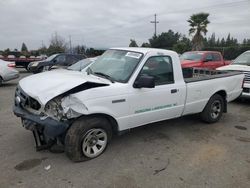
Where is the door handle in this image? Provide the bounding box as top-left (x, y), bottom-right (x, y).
top-left (171, 89), bottom-right (178, 93)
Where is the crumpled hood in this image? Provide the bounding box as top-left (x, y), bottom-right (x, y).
top-left (217, 64), bottom-right (250, 72)
top-left (19, 69), bottom-right (109, 105)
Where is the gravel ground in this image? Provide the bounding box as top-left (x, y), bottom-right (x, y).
top-left (0, 68), bottom-right (250, 188)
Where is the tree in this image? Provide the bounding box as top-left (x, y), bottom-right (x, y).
top-left (141, 42), bottom-right (151, 47)
top-left (74, 45), bottom-right (86, 54)
top-left (173, 36), bottom-right (192, 54)
top-left (188, 12), bottom-right (210, 50)
top-left (149, 30), bottom-right (181, 49)
top-left (47, 32), bottom-right (66, 55)
top-left (21, 43), bottom-right (28, 52)
top-left (129, 39), bottom-right (138, 47)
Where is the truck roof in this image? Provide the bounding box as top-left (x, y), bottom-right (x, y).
top-left (111, 47), bottom-right (176, 55)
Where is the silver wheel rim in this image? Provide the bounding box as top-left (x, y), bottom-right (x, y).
top-left (82, 128), bottom-right (107, 158)
top-left (211, 100), bottom-right (221, 119)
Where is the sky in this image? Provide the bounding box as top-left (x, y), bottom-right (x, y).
top-left (0, 0), bottom-right (250, 50)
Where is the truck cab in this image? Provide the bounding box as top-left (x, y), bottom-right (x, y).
top-left (181, 51), bottom-right (231, 70)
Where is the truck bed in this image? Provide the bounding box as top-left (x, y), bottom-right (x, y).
top-left (182, 68), bottom-right (242, 83)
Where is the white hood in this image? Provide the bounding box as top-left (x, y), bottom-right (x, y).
top-left (217, 64), bottom-right (250, 72)
top-left (19, 69), bottom-right (109, 105)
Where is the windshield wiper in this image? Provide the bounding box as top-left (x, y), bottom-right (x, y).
top-left (93, 72), bottom-right (115, 83)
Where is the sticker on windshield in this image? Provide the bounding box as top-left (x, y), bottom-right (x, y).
top-left (125, 52), bottom-right (142, 59)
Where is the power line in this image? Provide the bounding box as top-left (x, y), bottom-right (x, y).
top-left (150, 14), bottom-right (159, 36)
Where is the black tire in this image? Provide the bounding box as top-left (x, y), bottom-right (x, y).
top-left (201, 94), bottom-right (224, 123)
top-left (34, 66), bottom-right (43, 74)
top-left (0, 77), bottom-right (3, 86)
top-left (65, 116), bottom-right (112, 162)
top-left (25, 64), bottom-right (29, 71)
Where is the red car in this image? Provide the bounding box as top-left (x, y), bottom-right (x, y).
top-left (180, 51), bottom-right (231, 69)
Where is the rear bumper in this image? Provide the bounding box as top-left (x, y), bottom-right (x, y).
top-left (13, 104), bottom-right (69, 139)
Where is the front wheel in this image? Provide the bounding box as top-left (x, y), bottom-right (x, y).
top-left (201, 94), bottom-right (224, 123)
top-left (65, 117), bottom-right (112, 162)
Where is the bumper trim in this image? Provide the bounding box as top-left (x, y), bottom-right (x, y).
top-left (13, 105), bottom-right (69, 138)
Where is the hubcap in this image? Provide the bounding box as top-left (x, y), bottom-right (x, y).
top-left (210, 100), bottom-right (221, 119)
top-left (82, 128), bottom-right (107, 158)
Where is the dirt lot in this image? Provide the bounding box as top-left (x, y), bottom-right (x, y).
top-left (0, 69), bottom-right (250, 188)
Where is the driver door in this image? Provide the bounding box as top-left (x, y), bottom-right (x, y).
top-left (127, 56), bottom-right (186, 129)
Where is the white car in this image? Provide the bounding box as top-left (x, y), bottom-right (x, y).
top-left (0, 59), bottom-right (19, 86)
top-left (67, 57), bottom-right (98, 71)
top-left (13, 47), bottom-right (244, 161)
top-left (217, 51), bottom-right (250, 97)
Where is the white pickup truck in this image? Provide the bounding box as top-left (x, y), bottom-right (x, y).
top-left (13, 47), bottom-right (244, 161)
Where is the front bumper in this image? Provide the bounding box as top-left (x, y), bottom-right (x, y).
top-left (13, 104), bottom-right (69, 139)
top-left (28, 65), bottom-right (39, 72)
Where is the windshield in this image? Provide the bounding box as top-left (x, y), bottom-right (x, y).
top-left (46, 54), bottom-right (58, 61)
top-left (89, 49), bottom-right (143, 83)
top-left (233, 52), bottom-right (250, 65)
top-left (67, 58), bottom-right (93, 71)
top-left (180, 52), bottom-right (203, 61)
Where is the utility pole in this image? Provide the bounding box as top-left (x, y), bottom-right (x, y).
top-left (150, 14), bottom-right (159, 37)
top-left (69, 35), bottom-right (72, 53)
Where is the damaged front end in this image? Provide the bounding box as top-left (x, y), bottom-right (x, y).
top-left (13, 81), bottom-right (108, 151)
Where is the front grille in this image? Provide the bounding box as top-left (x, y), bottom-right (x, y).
top-left (243, 87), bottom-right (250, 93)
top-left (243, 71), bottom-right (250, 83)
top-left (15, 86), bottom-right (41, 111)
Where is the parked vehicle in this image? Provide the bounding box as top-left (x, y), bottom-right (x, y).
top-left (67, 57), bottom-right (97, 71)
top-left (13, 47), bottom-right (244, 161)
top-left (28, 53), bottom-right (86, 73)
top-left (0, 55), bottom-right (44, 70)
top-left (180, 51), bottom-right (231, 69)
top-left (217, 50), bottom-right (250, 97)
top-left (0, 59), bottom-right (19, 86)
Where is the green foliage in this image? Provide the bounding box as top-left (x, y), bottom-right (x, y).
top-left (188, 12), bottom-right (210, 50)
top-left (74, 45), bottom-right (86, 54)
top-left (149, 30), bottom-right (181, 49)
top-left (203, 46), bottom-right (250, 60)
top-left (21, 43), bottom-right (28, 52)
top-left (173, 36), bottom-right (192, 54)
top-left (141, 42), bottom-right (151, 47)
top-left (129, 39), bottom-right (138, 47)
top-left (47, 32), bottom-right (66, 56)
top-left (86, 48), bottom-right (105, 57)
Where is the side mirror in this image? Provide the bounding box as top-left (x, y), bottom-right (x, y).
top-left (53, 59), bottom-right (57, 63)
top-left (133, 75), bottom-right (155, 88)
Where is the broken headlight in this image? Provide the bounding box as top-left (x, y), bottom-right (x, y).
top-left (45, 96), bottom-right (88, 121)
top-left (44, 97), bottom-right (65, 121)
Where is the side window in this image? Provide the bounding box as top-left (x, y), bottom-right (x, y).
top-left (66, 56), bottom-right (78, 65)
top-left (205, 53), bottom-right (213, 61)
top-left (212, 53), bottom-right (222, 61)
top-left (140, 56), bottom-right (174, 85)
top-left (55, 55), bottom-right (66, 64)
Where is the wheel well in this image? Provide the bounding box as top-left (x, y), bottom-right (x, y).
top-left (74, 113), bottom-right (119, 135)
top-left (214, 90), bottom-right (227, 112)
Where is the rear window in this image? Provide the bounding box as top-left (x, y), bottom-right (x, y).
top-left (180, 52), bottom-right (203, 61)
top-left (212, 53), bottom-right (222, 61)
top-left (233, 52), bottom-right (250, 65)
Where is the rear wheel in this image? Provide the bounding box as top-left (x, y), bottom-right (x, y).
top-left (65, 116), bottom-right (112, 162)
top-left (201, 94), bottom-right (224, 123)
